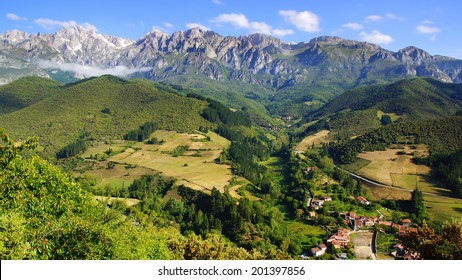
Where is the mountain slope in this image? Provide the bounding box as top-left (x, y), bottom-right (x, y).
top-left (0, 75), bottom-right (212, 157)
top-left (299, 78), bottom-right (462, 139)
top-left (0, 76), bottom-right (62, 115)
top-left (2, 27), bottom-right (462, 116)
top-left (310, 78), bottom-right (462, 120)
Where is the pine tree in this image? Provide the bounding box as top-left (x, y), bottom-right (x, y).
top-left (411, 187), bottom-right (427, 222)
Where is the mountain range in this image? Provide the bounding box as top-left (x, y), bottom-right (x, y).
top-left (2, 26), bottom-right (462, 97)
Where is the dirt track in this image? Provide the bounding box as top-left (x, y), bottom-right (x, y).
top-left (352, 231), bottom-right (376, 260)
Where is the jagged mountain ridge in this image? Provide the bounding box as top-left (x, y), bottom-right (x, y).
top-left (1, 26), bottom-right (462, 89)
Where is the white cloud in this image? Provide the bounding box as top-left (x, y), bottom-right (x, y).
top-left (421, 20), bottom-right (433, 24)
top-left (272, 28), bottom-right (294, 36)
top-left (149, 26), bottom-right (168, 33)
top-left (279, 10), bottom-right (320, 32)
top-left (359, 30), bottom-right (393, 45)
top-left (342, 22), bottom-right (363, 30)
top-left (213, 13), bottom-right (249, 28)
top-left (34, 18), bottom-right (97, 31)
top-left (386, 13), bottom-right (405, 21)
top-left (186, 23), bottom-right (210, 31)
top-left (416, 25), bottom-right (441, 34)
top-left (248, 21), bottom-right (272, 34)
top-left (37, 60), bottom-right (152, 78)
top-left (6, 13), bottom-right (27, 21)
top-left (212, 0), bottom-right (222, 4)
top-left (164, 22), bottom-right (173, 29)
top-left (212, 13), bottom-right (293, 36)
top-left (416, 24), bottom-right (441, 40)
top-left (365, 15), bottom-right (383, 21)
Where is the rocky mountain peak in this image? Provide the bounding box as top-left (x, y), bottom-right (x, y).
top-left (397, 46), bottom-right (433, 64)
top-left (0, 30), bottom-right (33, 45)
top-left (242, 33), bottom-right (283, 49)
top-left (309, 36), bottom-right (345, 45)
top-left (1, 27), bottom-right (462, 88)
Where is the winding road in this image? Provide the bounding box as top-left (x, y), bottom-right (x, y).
top-left (335, 166), bottom-right (462, 201)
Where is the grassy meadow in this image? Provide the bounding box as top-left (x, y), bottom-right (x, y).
top-left (344, 145), bottom-right (462, 220)
top-left (80, 130), bottom-right (250, 198)
top-left (294, 129), bottom-right (330, 151)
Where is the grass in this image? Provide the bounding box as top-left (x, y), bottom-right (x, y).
top-left (294, 130), bottom-right (330, 151)
top-left (390, 174), bottom-right (417, 189)
top-left (342, 158), bottom-right (371, 173)
top-left (376, 110), bottom-right (401, 122)
top-left (104, 130), bottom-right (246, 196)
top-left (424, 195), bottom-right (462, 221)
top-left (286, 221), bottom-right (326, 250)
top-left (94, 196), bottom-right (140, 207)
top-left (355, 145), bottom-right (431, 187)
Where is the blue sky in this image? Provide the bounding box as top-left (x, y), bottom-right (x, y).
top-left (2, 0), bottom-right (461, 58)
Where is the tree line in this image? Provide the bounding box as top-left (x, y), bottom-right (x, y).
top-left (123, 121), bottom-right (159, 142)
top-left (331, 116), bottom-right (462, 164)
top-left (187, 93), bottom-right (251, 127)
top-left (126, 174), bottom-right (297, 256)
top-left (56, 132), bottom-right (90, 158)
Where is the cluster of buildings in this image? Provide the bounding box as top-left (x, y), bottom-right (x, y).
top-left (392, 243), bottom-right (419, 260)
top-left (340, 211), bottom-right (379, 231)
top-left (304, 215), bottom-right (418, 259)
top-left (306, 228), bottom-right (351, 259)
top-left (378, 219), bottom-right (417, 236)
top-left (308, 196), bottom-right (332, 210)
top-left (326, 228), bottom-right (351, 249)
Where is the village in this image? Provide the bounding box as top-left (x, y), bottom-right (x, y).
top-left (299, 193), bottom-right (418, 260)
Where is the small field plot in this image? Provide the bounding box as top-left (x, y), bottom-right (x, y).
top-left (351, 231), bottom-right (374, 260)
top-left (83, 161), bottom-right (157, 191)
top-left (82, 140), bottom-right (133, 159)
top-left (342, 158), bottom-right (371, 173)
top-left (286, 221), bottom-right (326, 251)
top-left (110, 130), bottom-right (237, 195)
top-left (424, 195), bottom-right (462, 221)
top-left (355, 146), bottom-right (430, 186)
top-left (295, 130), bottom-right (330, 151)
top-left (94, 196), bottom-right (140, 207)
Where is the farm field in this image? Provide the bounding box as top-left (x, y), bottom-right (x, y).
top-left (295, 129), bottom-right (330, 151)
top-left (77, 161), bottom-right (158, 193)
top-left (354, 145), bottom-right (435, 192)
top-left (346, 145), bottom-right (462, 220)
top-left (424, 195), bottom-right (462, 221)
top-left (82, 130), bottom-right (248, 197)
top-left (94, 196), bottom-right (140, 207)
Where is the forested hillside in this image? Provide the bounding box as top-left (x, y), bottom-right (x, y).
top-left (0, 75), bottom-right (213, 158)
top-left (331, 116), bottom-right (462, 164)
top-left (300, 78), bottom-right (462, 140)
top-left (0, 76), bottom-right (62, 115)
top-left (0, 130), bottom-right (291, 260)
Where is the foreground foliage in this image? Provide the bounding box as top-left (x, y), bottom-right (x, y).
top-left (401, 219), bottom-right (462, 260)
top-left (0, 130), bottom-right (291, 259)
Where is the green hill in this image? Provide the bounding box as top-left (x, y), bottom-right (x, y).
top-left (310, 78), bottom-right (462, 120)
top-left (0, 75), bottom-right (212, 157)
top-left (0, 76), bottom-right (62, 115)
top-left (300, 78), bottom-right (462, 139)
top-left (332, 116), bottom-right (462, 164)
